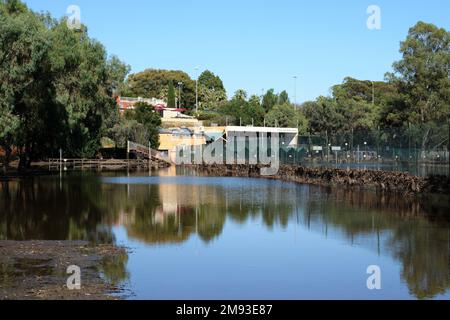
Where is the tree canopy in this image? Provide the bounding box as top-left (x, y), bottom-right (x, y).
top-left (386, 21), bottom-right (450, 125)
top-left (197, 70), bottom-right (227, 111)
top-left (125, 69), bottom-right (196, 109)
top-left (0, 0), bottom-right (130, 170)
top-left (167, 81), bottom-right (176, 108)
top-left (266, 104), bottom-right (308, 133)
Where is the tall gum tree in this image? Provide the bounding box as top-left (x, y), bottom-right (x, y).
top-left (386, 21), bottom-right (450, 149)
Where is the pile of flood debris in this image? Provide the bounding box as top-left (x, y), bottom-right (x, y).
top-left (193, 164), bottom-right (450, 195)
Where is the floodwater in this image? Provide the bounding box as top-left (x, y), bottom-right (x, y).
top-left (1, 167), bottom-right (450, 300)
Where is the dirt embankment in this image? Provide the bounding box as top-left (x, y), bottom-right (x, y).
top-left (0, 241), bottom-right (129, 300)
top-left (192, 164), bottom-right (450, 195)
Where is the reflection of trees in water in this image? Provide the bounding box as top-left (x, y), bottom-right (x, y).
top-left (0, 176), bottom-right (130, 288)
top-left (221, 183), bottom-right (295, 229)
top-left (196, 204), bottom-right (226, 242)
top-left (388, 221), bottom-right (450, 299)
top-left (0, 177), bottom-right (116, 243)
top-left (0, 176), bottom-right (298, 244)
top-left (100, 250), bottom-right (129, 287)
top-left (120, 182), bottom-right (296, 244)
top-left (126, 193), bottom-right (195, 244)
top-left (2, 176), bottom-right (450, 299)
top-left (125, 183), bottom-right (449, 299)
top-left (301, 187), bottom-right (450, 299)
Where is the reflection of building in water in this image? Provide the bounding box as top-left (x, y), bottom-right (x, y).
top-left (116, 209), bottom-right (136, 226)
top-left (116, 180), bottom-right (227, 244)
top-left (154, 163), bottom-right (205, 178)
top-left (117, 179), bottom-right (297, 245)
top-left (159, 182), bottom-right (222, 209)
top-left (152, 207), bottom-right (170, 225)
top-left (152, 181), bottom-right (226, 225)
top-left (155, 165), bottom-right (179, 177)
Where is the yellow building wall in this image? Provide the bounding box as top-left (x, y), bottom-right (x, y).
top-left (159, 134), bottom-right (206, 151)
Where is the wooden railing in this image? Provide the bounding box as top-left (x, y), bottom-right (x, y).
top-left (48, 158), bottom-right (161, 171)
top-left (127, 141), bottom-right (172, 165)
top-left (47, 141), bottom-right (172, 171)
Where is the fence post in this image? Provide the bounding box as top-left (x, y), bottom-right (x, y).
top-left (59, 149), bottom-right (62, 172)
top-left (148, 141), bottom-right (151, 172)
top-left (377, 126), bottom-right (380, 162)
top-left (127, 141), bottom-right (130, 171)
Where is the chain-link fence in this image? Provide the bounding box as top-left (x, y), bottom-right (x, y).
top-left (280, 122), bottom-right (450, 176)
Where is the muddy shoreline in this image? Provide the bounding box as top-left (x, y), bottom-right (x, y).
top-left (0, 241), bottom-right (129, 300)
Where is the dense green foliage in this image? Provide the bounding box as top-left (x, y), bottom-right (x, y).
top-left (1, 0), bottom-right (448, 170)
top-left (300, 21), bottom-right (449, 150)
top-left (124, 69), bottom-right (228, 112)
top-left (167, 81), bottom-right (176, 108)
top-left (108, 102), bottom-right (161, 149)
top-left (202, 89), bottom-right (309, 134)
top-left (131, 102), bottom-right (161, 148)
top-left (386, 22), bottom-right (450, 125)
top-left (124, 69), bottom-right (196, 109)
top-left (266, 104), bottom-right (308, 133)
top-left (262, 89), bottom-right (278, 112)
top-left (267, 23), bottom-right (447, 153)
top-left (0, 0), bottom-right (131, 170)
top-left (197, 70), bottom-right (227, 110)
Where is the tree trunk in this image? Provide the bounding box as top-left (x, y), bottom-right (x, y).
top-left (421, 127), bottom-right (431, 159)
top-left (18, 145), bottom-right (30, 172)
top-left (1, 144), bottom-right (12, 174)
top-left (18, 153), bottom-right (27, 172)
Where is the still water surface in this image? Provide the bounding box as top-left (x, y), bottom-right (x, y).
top-left (1, 167), bottom-right (450, 299)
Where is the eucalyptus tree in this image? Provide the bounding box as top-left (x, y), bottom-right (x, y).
top-left (0, 0), bottom-right (129, 169)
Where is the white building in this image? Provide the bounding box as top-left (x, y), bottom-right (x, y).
top-left (225, 126), bottom-right (299, 147)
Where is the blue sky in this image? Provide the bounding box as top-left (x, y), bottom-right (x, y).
top-left (23, 0), bottom-right (450, 103)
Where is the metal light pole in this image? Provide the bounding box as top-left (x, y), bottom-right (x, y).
top-left (293, 75), bottom-right (298, 106)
